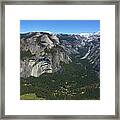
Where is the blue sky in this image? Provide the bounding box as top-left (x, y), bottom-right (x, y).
top-left (20, 20), bottom-right (100, 34)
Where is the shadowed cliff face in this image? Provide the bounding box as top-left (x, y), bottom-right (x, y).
top-left (20, 32), bottom-right (100, 78)
top-left (20, 32), bottom-right (72, 78)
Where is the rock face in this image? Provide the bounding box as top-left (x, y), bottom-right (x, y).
top-left (20, 32), bottom-right (72, 78)
top-left (57, 32), bottom-right (100, 74)
top-left (20, 32), bottom-right (100, 78)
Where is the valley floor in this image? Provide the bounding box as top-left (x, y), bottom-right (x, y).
top-left (20, 58), bottom-right (100, 100)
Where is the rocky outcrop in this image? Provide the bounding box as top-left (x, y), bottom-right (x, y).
top-left (20, 32), bottom-right (72, 78)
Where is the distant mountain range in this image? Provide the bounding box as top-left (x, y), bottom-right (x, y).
top-left (79, 31), bottom-right (100, 38)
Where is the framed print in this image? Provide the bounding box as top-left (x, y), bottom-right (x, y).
top-left (0, 0), bottom-right (119, 119)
